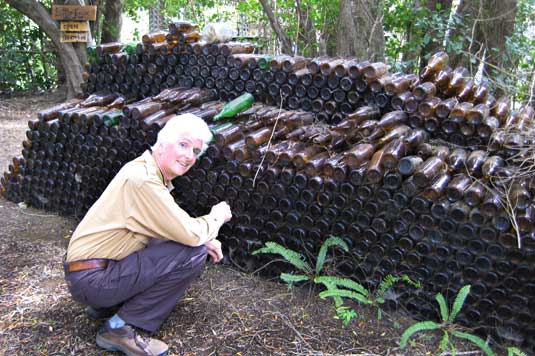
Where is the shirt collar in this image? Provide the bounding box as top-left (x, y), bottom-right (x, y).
top-left (142, 150), bottom-right (175, 191)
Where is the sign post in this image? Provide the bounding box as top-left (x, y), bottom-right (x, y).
top-left (53, 5), bottom-right (97, 43)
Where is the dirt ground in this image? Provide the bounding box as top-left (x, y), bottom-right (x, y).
top-left (0, 92), bottom-right (486, 356)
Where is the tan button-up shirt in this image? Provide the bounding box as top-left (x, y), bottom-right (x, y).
top-left (66, 150), bottom-right (221, 262)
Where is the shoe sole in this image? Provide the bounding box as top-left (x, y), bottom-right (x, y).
top-left (96, 334), bottom-right (168, 356)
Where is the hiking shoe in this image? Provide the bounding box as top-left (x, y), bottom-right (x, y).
top-left (96, 323), bottom-right (168, 356)
top-left (85, 305), bottom-right (118, 320)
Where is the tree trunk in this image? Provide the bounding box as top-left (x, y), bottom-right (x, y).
top-left (101, 0), bottom-right (123, 43)
top-left (6, 0), bottom-right (85, 99)
top-left (477, 0), bottom-right (517, 78)
top-left (149, 0), bottom-right (164, 32)
top-left (258, 0), bottom-right (294, 55)
top-left (335, 0), bottom-right (384, 61)
top-left (449, 0), bottom-right (517, 76)
top-left (401, 0), bottom-right (421, 72)
top-left (418, 0), bottom-right (453, 72)
top-left (295, 0), bottom-right (317, 57)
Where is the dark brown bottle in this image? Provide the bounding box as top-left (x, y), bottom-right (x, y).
top-left (384, 73), bottom-right (418, 95)
top-left (377, 111), bottom-right (408, 129)
top-left (449, 101), bottom-right (473, 122)
top-left (412, 82), bottom-right (437, 101)
top-left (481, 156), bottom-right (504, 178)
top-left (466, 103), bottom-right (490, 125)
top-left (444, 173), bottom-right (471, 202)
top-left (418, 97), bottom-right (441, 117)
top-left (381, 138), bottom-right (407, 169)
top-left (365, 148), bottom-right (386, 183)
top-left (465, 150), bottom-right (487, 177)
top-left (398, 156), bottom-right (423, 176)
top-left (344, 143), bottom-right (375, 168)
top-left (361, 62), bottom-right (389, 80)
top-left (433, 66), bottom-right (452, 92)
top-left (448, 66), bottom-right (469, 91)
top-left (480, 190), bottom-right (502, 217)
top-left (477, 115), bottom-right (500, 139)
top-left (420, 51), bottom-right (449, 79)
top-left (293, 145), bottom-right (325, 168)
top-left (509, 181), bottom-right (531, 210)
top-left (304, 151), bottom-right (331, 175)
top-left (457, 78), bottom-right (475, 102)
top-left (413, 156), bottom-right (447, 187)
top-left (491, 96), bottom-right (511, 120)
top-left (435, 97), bottom-right (458, 119)
top-left (464, 181), bottom-right (485, 207)
top-left (37, 99), bottom-right (81, 121)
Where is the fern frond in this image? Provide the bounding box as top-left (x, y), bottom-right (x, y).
top-left (315, 236), bottom-right (349, 275)
top-left (439, 331), bottom-right (449, 352)
top-left (314, 276), bottom-right (369, 296)
top-left (508, 347), bottom-right (528, 356)
top-left (435, 293), bottom-right (449, 322)
top-left (449, 285), bottom-right (471, 322)
top-left (400, 321), bottom-right (440, 348)
top-left (376, 274), bottom-right (400, 297)
top-left (451, 331), bottom-right (495, 356)
top-left (401, 274), bottom-right (422, 289)
top-left (319, 288), bottom-right (372, 305)
top-left (252, 242), bottom-right (312, 273)
top-left (280, 273), bottom-right (310, 285)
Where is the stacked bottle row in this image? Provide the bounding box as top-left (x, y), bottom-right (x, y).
top-left (83, 27), bottom-right (532, 152)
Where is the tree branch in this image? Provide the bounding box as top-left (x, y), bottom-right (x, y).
top-left (258, 0), bottom-right (294, 55)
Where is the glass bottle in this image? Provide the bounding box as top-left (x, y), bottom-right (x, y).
top-left (413, 156), bottom-right (447, 187)
top-left (213, 93), bottom-right (254, 120)
top-left (344, 143), bottom-right (375, 168)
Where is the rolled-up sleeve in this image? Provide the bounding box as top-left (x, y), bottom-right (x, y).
top-left (125, 176), bottom-right (221, 246)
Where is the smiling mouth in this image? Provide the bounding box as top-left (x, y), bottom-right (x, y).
top-left (177, 161), bottom-right (189, 168)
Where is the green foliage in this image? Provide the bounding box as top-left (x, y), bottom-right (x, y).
top-left (435, 293), bottom-right (449, 323)
top-left (314, 276), bottom-right (369, 297)
top-left (252, 241), bottom-right (312, 274)
top-left (401, 285), bottom-right (495, 356)
top-left (280, 273), bottom-right (310, 285)
top-left (317, 274), bottom-right (420, 322)
top-left (335, 306), bottom-right (358, 327)
top-left (508, 346), bottom-right (528, 356)
top-left (315, 236), bottom-right (348, 275)
top-left (400, 320), bottom-right (440, 348)
top-left (0, 1), bottom-right (57, 92)
top-left (253, 235), bottom-right (343, 288)
top-left (451, 331), bottom-right (495, 356)
top-left (449, 285), bottom-right (471, 323)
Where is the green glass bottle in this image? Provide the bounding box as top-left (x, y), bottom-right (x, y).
top-left (103, 110), bottom-right (124, 127)
top-left (257, 55), bottom-right (274, 70)
top-left (213, 93), bottom-right (255, 121)
top-left (86, 45), bottom-right (97, 64)
top-left (123, 42), bottom-right (137, 55)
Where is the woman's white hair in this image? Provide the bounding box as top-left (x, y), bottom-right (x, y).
top-left (151, 113), bottom-right (213, 157)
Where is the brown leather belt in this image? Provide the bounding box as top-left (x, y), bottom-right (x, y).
top-left (66, 259), bottom-right (109, 273)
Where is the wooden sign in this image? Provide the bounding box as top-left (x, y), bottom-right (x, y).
top-left (52, 5), bottom-right (97, 21)
top-left (60, 21), bottom-right (89, 32)
top-left (60, 32), bottom-right (89, 43)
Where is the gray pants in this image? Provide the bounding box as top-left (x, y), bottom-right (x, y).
top-left (65, 239), bottom-right (207, 332)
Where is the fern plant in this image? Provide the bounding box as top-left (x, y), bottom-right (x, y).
top-left (316, 274), bottom-right (421, 321)
top-left (508, 347), bottom-right (528, 356)
top-left (252, 235), bottom-right (349, 287)
top-left (400, 285), bottom-right (495, 356)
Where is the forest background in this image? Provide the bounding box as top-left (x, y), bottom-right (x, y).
top-left (1, 0), bottom-right (534, 105)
